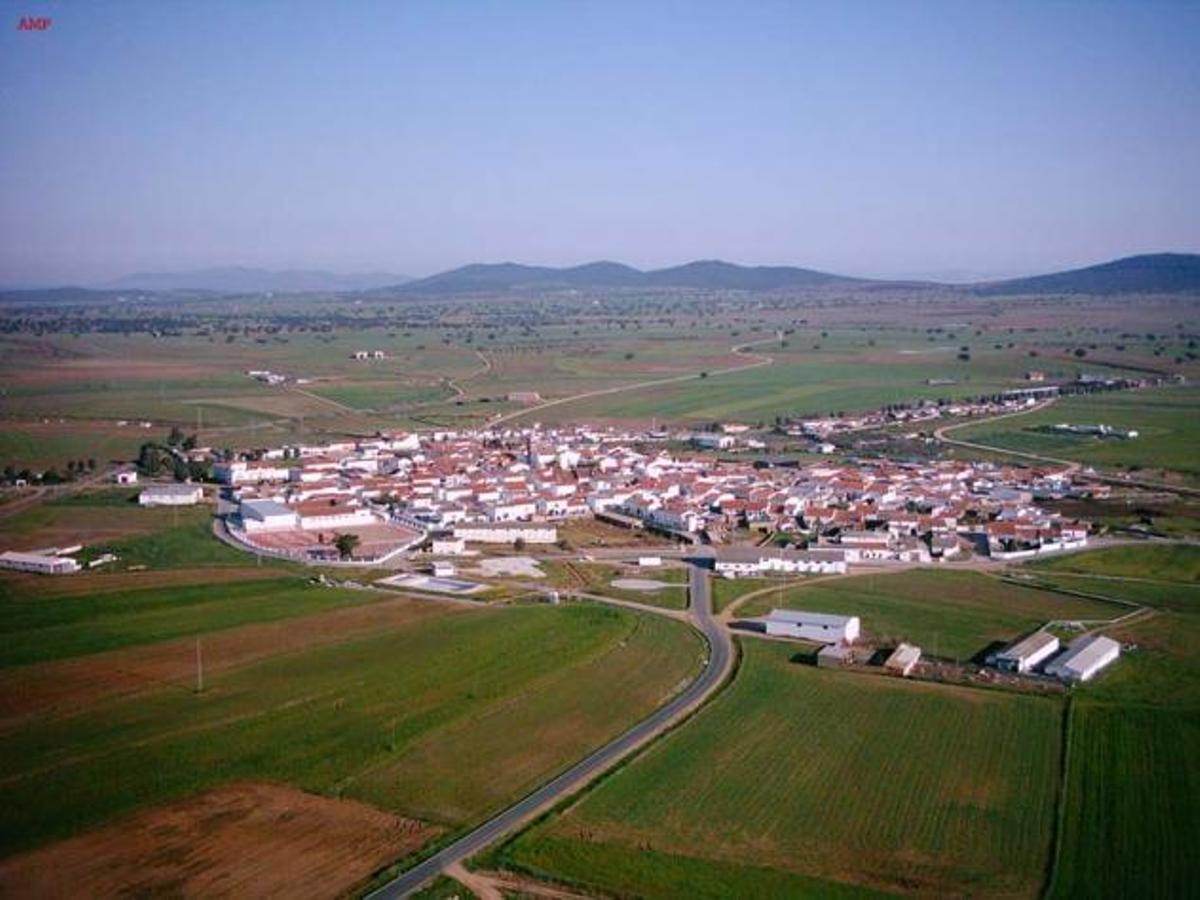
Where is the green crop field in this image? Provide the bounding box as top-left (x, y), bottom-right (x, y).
top-left (499, 640), bottom-right (1062, 897)
top-left (710, 574), bottom-right (787, 613)
top-left (1029, 543), bottom-right (1200, 583)
top-left (1051, 704), bottom-right (1200, 899)
top-left (0, 575), bottom-right (371, 668)
top-left (0, 603), bottom-right (700, 859)
top-left (950, 386), bottom-right (1200, 483)
top-left (736, 568), bottom-right (1121, 660)
top-left (1034, 541), bottom-right (1200, 895)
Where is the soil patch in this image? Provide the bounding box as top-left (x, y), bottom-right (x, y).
top-left (0, 782), bottom-right (437, 899)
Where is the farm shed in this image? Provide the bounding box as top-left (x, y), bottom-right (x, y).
top-left (764, 609), bottom-right (860, 645)
top-left (993, 631), bottom-right (1059, 674)
top-left (1045, 634), bottom-right (1120, 683)
top-left (884, 643), bottom-right (922, 677)
top-left (817, 643), bottom-right (856, 668)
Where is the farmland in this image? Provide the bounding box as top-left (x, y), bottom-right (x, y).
top-left (949, 385), bottom-right (1200, 484)
top-left (3, 288), bottom-right (1196, 474)
top-left (1051, 704), bottom-right (1200, 898)
top-left (0, 574), bottom-right (374, 668)
top-left (1047, 600), bottom-right (1200, 895)
top-left (735, 568), bottom-right (1121, 660)
top-left (0, 601), bottom-right (701, 873)
top-left (498, 639), bottom-right (1063, 897)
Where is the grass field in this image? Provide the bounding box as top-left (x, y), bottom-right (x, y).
top-left (737, 568), bottom-right (1122, 660)
top-left (0, 574), bottom-right (371, 668)
top-left (1050, 704), bottom-right (1200, 898)
top-left (499, 640), bottom-right (1063, 897)
top-left (710, 575), bottom-right (787, 614)
top-left (950, 386), bottom-right (1200, 483)
top-left (1032, 544), bottom-right (1200, 896)
top-left (541, 560), bottom-right (689, 610)
top-left (1029, 543), bottom-right (1200, 583)
top-left (0, 602), bottom-right (700, 865)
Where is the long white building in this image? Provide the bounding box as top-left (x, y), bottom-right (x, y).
top-left (138, 484), bottom-right (203, 507)
top-left (764, 609), bottom-right (860, 644)
top-left (0, 550), bottom-right (81, 575)
top-left (714, 547), bottom-right (847, 578)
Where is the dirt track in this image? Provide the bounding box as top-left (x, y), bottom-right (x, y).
top-left (0, 595), bottom-right (456, 730)
top-left (0, 782), bottom-right (438, 899)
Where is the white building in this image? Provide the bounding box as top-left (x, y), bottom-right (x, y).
top-left (1046, 634), bottom-right (1120, 683)
top-left (213, 460), bottom-right (292, 485)
top-left (239, 499), bottom-right (300, 532)
top-left (884, 643), bottom-right (922, 677)
top-left (453, 523), bottom-right (558, 544)
top-left (0, 550), bottom-right (80, 575)
top-left (431, 537), bottom-right (466, 556)
top-left (993, 631), bottom-right (1060, 674)
top-left (713, 547), bottom-right (847, 578)
top-left (113, 469), bottom-right (138, 485)
top-left (764, 609), bottom-right (860, 644)
top-left (431, 560), bottom-right (456, 577)
top-left (138, 484), bottom-right (203, 507)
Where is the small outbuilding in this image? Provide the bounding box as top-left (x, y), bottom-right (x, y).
top-left (817, 643), bottom-right (856, 668)
top-left (884, 643), bottom-right (922, 677)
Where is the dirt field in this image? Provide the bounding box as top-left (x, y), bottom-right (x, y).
top-left (0, 595), bottom-right (457, 729)
top-left (0, 781), bottom-right (437, 899)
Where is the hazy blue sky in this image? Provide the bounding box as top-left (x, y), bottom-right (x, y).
top-left (2, 0), bottom-right (1198, 285)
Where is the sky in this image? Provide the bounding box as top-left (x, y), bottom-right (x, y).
top-left (1, 0), bottom-right (1198, 286)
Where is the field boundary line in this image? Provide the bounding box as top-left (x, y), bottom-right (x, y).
top-left (1042, 694), bottom-right (1074, 899)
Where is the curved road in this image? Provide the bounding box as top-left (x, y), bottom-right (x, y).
top-left (366, 554), bottom-right (732, 898)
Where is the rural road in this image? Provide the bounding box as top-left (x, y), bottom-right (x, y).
top-left (365, 553), bottom-right (733, 898)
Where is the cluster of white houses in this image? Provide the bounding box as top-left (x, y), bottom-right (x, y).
top-left (186, 424), bottom-right (1095, 564)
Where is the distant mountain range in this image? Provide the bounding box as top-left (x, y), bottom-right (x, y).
top-left (384, 253), bottom-right (1200, 296)
top-left (105, 267), bottom-right (412, 293)
top-left (973, 253), bottom-right (1200, 296)
top-left (3, 253), bottom-right (1197, 304)
top-left (387, 259), bottom-right (868, 295)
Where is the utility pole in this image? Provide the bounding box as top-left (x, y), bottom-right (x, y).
top-left (195, 637), bottom-right (204, 693)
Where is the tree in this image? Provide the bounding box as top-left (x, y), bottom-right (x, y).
top-left (334, 533), bottom-right (360, 560)
top-left (167, 426), bottom-right (185, 447)
top-left (513, 536), bottom-right (527, 552)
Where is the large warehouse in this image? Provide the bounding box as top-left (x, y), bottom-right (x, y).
top-left (1045, 634), bottom-right (1121, 683)
top-left (764, 609), bottom-right (860, 644)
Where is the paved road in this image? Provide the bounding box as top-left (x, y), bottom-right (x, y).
top-left (365, 552), bottom-right (732, 898)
